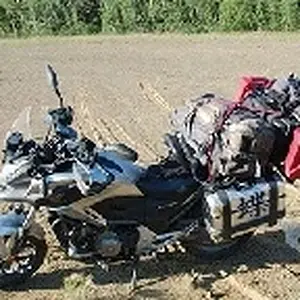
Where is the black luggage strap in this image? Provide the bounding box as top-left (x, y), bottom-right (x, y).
top-left (218, 189), bottom-right (232, 239)
top-left (206, 102), bottom-right (281, 182)
top-left (181, 95), bottom-right (282, 182)
top-left (269, 180), bottom-right (279, 226)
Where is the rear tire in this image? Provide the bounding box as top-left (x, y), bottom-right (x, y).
top-left (0, 235), bottom-right (47, 289)
top-left (182, 230), bottom-right (253, 261)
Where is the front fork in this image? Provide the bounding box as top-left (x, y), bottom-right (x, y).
top-left (0, 205), bottom-right (36, 260)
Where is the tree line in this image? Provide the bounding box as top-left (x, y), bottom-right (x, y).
top-left (0, 0), bottom-right (299, 37)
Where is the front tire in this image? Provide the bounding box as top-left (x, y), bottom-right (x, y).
top-left (0, 235), bottom-right (47, 289)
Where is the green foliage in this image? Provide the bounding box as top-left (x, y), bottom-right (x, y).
top-left (219, 0), bottom-right (300, 32)
top-left (219, 0), bottom-right (257, 31)
top-left (0, 0), bottom-right (102, 37)
top-left (280, 0), bottom-right (300, 30)
top-left (0, 0), bottom-right (300, 37)
top-left (101, 0), bottom-right (135, 33)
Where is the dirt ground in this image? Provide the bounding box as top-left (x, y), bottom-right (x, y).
top-left (0, 33), bottom-right (300, 300)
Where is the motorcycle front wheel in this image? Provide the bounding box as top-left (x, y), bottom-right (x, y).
top-left (0, 235), bottom-right (47, 288)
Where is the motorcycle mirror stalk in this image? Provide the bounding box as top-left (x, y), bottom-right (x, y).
top-left (45, 64), bottom-right (76, 139)
top-left (46, 64), bottom-right (64, 108)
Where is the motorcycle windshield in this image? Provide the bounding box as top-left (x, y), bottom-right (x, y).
top-left (5, 106), bottom-right (51, 144)
top-left (1, 106), bottom-right (51, 187)
top-left (6, 106), bottom-right (32, 142)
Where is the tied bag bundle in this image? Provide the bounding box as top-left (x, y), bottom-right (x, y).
top-left (169, 74), bottom-right (300, 183)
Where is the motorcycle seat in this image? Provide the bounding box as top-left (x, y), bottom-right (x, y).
top-left (103, 143), bottom-right (138, 162)
top-left (136, 158), bottom-right (197, 199)
top-left (137, 175), bottom-right (196, 200)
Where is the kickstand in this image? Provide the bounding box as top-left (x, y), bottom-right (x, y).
top-left (130, 256), bottom-right (139, 291)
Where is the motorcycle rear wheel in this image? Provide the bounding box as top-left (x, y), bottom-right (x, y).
top-left (0, 235), bottom-right (47, 289)
top-left (182, 230), bottom-right (253, 261)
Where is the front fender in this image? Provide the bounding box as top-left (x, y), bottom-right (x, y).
top-left (0, 212), bottom-right (26, 259)
top-left (0, 211), bottom-right (25, 236)
top-left (0, 213), bottom-right (45, 260)
top-left (0, 212), bottom-right (45, 240)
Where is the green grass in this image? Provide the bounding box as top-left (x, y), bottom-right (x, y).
top-left (0, 0), bottom-right (300, 38)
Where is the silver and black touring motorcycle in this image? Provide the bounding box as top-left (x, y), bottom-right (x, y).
top-left (0, 66), bottom-right (288, 288)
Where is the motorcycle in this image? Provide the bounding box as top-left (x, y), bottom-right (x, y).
top-left (0, 65), bottom-right (287, 288)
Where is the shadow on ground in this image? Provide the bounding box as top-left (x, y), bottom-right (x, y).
top-left (12, 228), bottom-right (300, 293)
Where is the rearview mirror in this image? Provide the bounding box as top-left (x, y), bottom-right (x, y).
top-left (46, 64), bottom-right (58, 90)
top-left (45, 64), bottom-right (64, 108)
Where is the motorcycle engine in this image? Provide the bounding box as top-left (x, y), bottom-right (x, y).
top-left (49, 213), bottom-right (139, 259)
top-left (95, 231), bottom-right (122, 258)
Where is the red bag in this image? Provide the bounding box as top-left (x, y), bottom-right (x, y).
top-left (234, 76), bottom-right (274, 103)
top-left (284, 128), bottom-right (300, 180)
